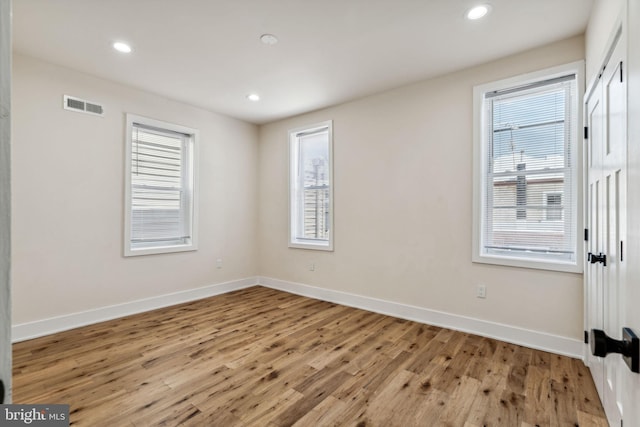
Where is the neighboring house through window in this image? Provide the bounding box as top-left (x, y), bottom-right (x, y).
top-left (124, 114), bottom-right (199, 256)
top-left (472, 62), bottom-right (583, 272)
top-left (545, 192), bottom-right (563, 221)
top-left (289, 121), bottom-right (334, 251)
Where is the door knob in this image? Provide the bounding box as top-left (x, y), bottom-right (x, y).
top-left (591, 327), bottom-right (639, 373)
top-left (588, 252), bottom-right (607, 266)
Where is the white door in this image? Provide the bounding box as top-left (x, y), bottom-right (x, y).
top-left (0, 0), bottom-right (11, 404)
top-left (585, 30), bottom-right (628, 426)
top-left (585, 47), bottom-right (605, 404)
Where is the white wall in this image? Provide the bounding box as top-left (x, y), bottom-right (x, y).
top-left (12, 34), bottom-right (590, 349)
top-left (12, 54), bottom-right (258, 324)
top-left (258, 36), bottom-right (585, 341)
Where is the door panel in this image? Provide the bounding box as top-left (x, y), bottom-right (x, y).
top-left (586, 76), bottom-right (604, 398)
top-left (602, 38), bottom-right (626, 425)
top-left (585, 30), bottom-right (626, 426)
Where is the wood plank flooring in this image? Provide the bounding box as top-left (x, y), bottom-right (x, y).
top-left (13, 286), bottom-right (607, 426)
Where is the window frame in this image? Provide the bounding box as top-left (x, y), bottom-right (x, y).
top-left (288, 120), bottom-right (334, 251)
top-left (124, 114), bottom-right (199, 257)
top-left (472, 61), bottom-right (584, 273)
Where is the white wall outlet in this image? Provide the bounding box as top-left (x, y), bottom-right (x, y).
top-left (476, 284), bottom-right (487, 298)
top-left (308, 262), bottom-right (315, 271)
top-left (216, 258), bottom-right (223, 269)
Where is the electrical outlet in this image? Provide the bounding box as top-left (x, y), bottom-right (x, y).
top-left (476, 284), bottom-right (487, 299)
top-left (216, 258), bottom-right (223, 269)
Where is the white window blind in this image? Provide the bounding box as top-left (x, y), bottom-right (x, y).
top-left (125, 115), bottom-right (198, 256)
top-left (481, 74), bottom-right (577, 264)
top-left (289, 121), bottom-right (333, 251)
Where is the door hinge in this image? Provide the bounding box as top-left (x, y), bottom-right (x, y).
top-left (621, 240), bottom-right (624, 262)
top-left (584, 229), bottom-right (589, 241)
top-left (620, 61), bottom-right (624, 83)
top-left (584, 330), bottom-right (589, 344)
top-left (584, 126), bottom-right (589, 139)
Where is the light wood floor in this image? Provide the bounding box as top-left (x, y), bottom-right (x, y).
top-left (13, 286), bottom-right (607, 426)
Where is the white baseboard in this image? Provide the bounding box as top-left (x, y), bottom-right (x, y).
top-left (12, 277), bottom-right (258, 343)
top-left (14, 275), bottom-right (583, 359)
top-left (258, 276), bottom-right (583, 359)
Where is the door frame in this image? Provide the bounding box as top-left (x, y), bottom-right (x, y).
top-left (0, 0), bottom-right (12, 404)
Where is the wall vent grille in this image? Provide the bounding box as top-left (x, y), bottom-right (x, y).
top-left (63, 95), bottom-right (104, 117)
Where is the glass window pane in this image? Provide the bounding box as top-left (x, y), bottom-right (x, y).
top-left (298, 131), bottom-right (329, 241)
top-left (483, 77), bottom-right (576, 263)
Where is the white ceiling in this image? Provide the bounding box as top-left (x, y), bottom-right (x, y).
top-left (13, 0), bottom-right (593, 125)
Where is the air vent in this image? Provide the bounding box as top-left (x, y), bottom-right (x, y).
top-left (63, 95), bottom-right (104, 117)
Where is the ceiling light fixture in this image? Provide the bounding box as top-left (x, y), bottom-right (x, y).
top-left (247, 93), bottom-right (260, 102)
top-left (113, 41), bottom-right (132, 53)
top-left (260, 34), bottom-right (278, 45)
top-left (466, 4), bottom-right (490, 20)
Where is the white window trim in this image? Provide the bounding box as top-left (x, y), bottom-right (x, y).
top-left (288, 120), bottom-right (334, 251)
top-left (472, 61), bottom-right (584, 273)
top-left (124, 114), bottom-right (199, 257)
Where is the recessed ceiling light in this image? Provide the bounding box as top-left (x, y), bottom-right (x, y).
top-left (113, 41), bottom-right (132, 53)
top-left (247, 93), bottom-right (260, 102)
top-left (260, 34), bottom-right (278, 45)
top-left (466, 4), bottom-right (490, 20)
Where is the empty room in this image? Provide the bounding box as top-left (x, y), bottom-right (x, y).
top-left (1, 0), bottom-right (640, 425)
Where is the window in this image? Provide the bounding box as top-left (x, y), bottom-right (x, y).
top-left (289, 121), bottom-right (333, 250)
top-left (545, 193), bottom-right (563, 221)
top-left (124, 114), bottom-right (198, 256)
top-left (472, 62), bottom-right (583, 272)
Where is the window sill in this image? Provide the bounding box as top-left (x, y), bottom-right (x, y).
top-left (289, 241), bottom-right (334, 252)
top-left (472, 253), bottom-right (582, 273)
top-left (125, 243), bottom-right (198, 257)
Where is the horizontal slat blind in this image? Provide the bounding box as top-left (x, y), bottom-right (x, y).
top-left (130, 124), bottom-right (189, 247)
top-left (483, 76), bottom-right (576, 262)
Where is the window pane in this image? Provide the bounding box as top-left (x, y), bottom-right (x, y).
top-left (298, 131), bottom-right (329, 241)
top-left (483, 78), bottom-right (575, 262)
top-left (131, 126), bottom-right (188, 247)
top-left (131, 187), bottom-right (184, 243)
